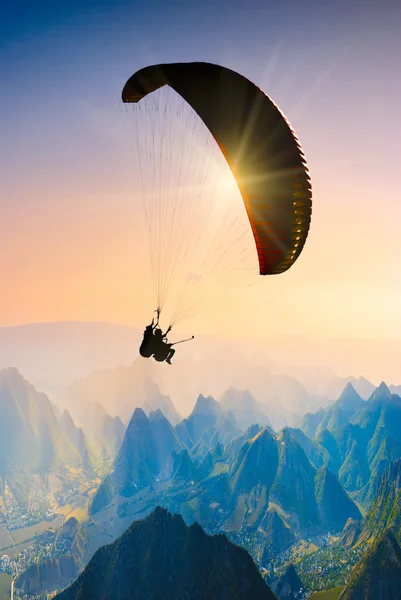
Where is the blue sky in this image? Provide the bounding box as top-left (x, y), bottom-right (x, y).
top-left (1, 0), bottom-right (401, 364)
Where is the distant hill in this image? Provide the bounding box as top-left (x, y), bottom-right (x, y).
top-left (59, 359), bottom-right (180, 426)
top-left (55, 507), bottom-right (276, 600)
top-left (220, 387), bottom-right (273, 430)
top-left (142, 390), bottom-right (181, 425)
top-left (0, 322), bottom-right (141, 386)
top-left (60, 410), bottom-right (94, 474)
top-left (339, 529), bottom-right (401, 600)
top-left (97, 413), bottom-right (126, 458)
top-left (54, 339), bottom-right (338, 430)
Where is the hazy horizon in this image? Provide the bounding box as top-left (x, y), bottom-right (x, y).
top-left (0, 320), bottom-right (399, 392)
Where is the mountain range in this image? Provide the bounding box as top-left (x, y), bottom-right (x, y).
top-left (89, 391), bottom-right (361, 557)
top-left (299, 381), bottom-right (401, 506)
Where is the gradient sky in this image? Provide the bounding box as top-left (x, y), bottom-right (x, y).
top-left (1, 1), bottom-right (401, 362)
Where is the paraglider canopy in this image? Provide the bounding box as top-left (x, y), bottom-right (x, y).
top-left (122, 62), bottom-right (312, 276)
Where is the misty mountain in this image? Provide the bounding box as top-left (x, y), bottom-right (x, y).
top-left (97, 413), bottom-right (125, 457)
top-left (142, 391), bottom-right (181, 425)
top-left (0, 368), bottom-right (81, 481)
top-left (56, 507), bottom-right (276, 600)
top-left (64, 401), bottom-right (125, 461)
top-left (175, 394), bottom-right (223, 447)
top-left (220, 387), bottom-right (272, 430)
top-left (60, 410), bottom-right (94, 473)
top-left (190, 410), bottom-right (242, 462)
top-left (55, 341), bottom-right (338, 433)
top-left (57, 359), bottom-right (177, 427)
top-left (0, 322), bottom-right (142, 386)
top-left (391, 384), bottom-right (401, 396)
top-left (232, 365), bottom-right (316, 429)
top-left (339, 529), bottom-right (401, 600)
top-left (90, 408), bottom-right (183, 512)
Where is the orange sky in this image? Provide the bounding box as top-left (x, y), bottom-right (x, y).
top-left (1, 0), bottom-right (400, 383)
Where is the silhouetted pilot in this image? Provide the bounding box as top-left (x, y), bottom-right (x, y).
top-left (139, 318), bottom-right (157, 358)
top-left (152, 326), bottom-right (175, 365)
top-left (139, 313), bottom-right (175, 364)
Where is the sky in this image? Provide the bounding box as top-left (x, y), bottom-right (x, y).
top-left (1, 0), bottom-right (401, 379)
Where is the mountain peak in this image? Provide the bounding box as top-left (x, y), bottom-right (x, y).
top-left (271, 562), bottom-right (304, 598)
top-left (220, 387), bottom-right (254, 406)
top-left (191, 394), bottom-right (221, 418)
top-left (0, 366), bottom-right (23, 383)
top-left (148, 408), bottom-right (168, 422)
top-left (55, 506), bottom-right (276, 600)
top-left (337, 383), bottom-right (363, 410)
top-left (368, 381), bottom-right (391, 403)
top-left (128, 407), bottom-right (149, 425)
top-left (60, 409), bottom-right (75, 428)
top-left (377, 381), bottom-right (390, 394)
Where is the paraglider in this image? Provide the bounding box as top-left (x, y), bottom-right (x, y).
top-left (139, 309), bottom-right (193, 365)
top-left (122, 62), bottom-right (312, 361)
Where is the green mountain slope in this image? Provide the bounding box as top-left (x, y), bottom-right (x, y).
top-left (300, 383), bottom-right (364, 439)
top-left (339, 529), bottom-right (401, 600)
top-left (363, 458), bottom-right (401, 541)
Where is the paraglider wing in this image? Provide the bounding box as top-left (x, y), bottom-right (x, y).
top-left (122, 62), bottom-right (312, 275)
